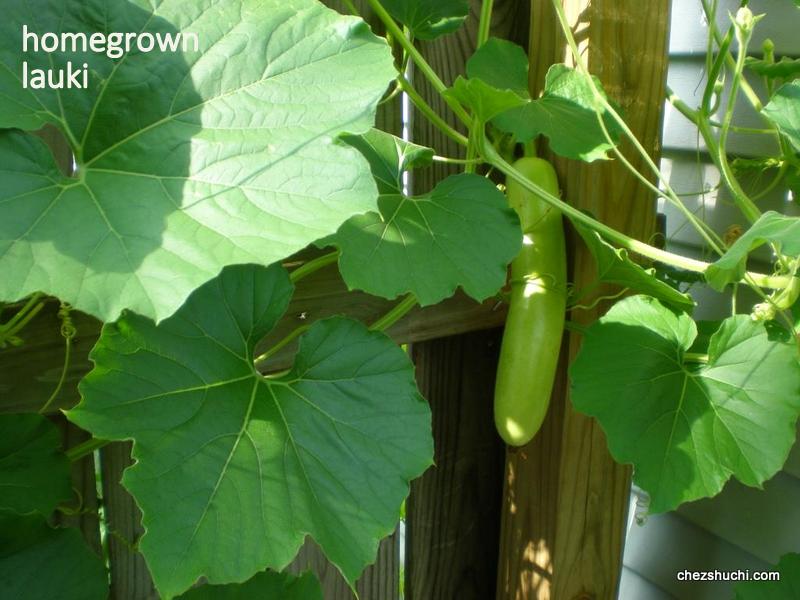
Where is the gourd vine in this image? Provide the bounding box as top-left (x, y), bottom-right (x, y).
top-left (1, 0), bottom-right (799, 597)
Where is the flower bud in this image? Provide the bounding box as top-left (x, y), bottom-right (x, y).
top-left (735, 7), bottom-right (754, 32)
top-left (751, 302), bottom-right (776, 322)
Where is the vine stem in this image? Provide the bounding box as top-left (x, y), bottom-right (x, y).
top-left (379, 29), bottom-right (413, 106)
top-left (252, 251), bottom-right (343, 369)
top-left (750, 162), bottom-right (788, 202)
top-left (370, 294), bottom-right (417, 331)
top-left (481, 140), bottom-right (787, 289)
top-left (699, 0), bottom-right (763, 111)
top-left (712, 16), bottom-right (761, 223)
top-left (254, 295), bottom-right (419, 370)
top-left (549, 0), bottom-right (725, 256)
top-left (683, 352), bottom-right (709, 364)
top-left (289, 251), bottom-right (339, 283)
top-left (253, 324), bottom-right (310, 367)
top-left (477, 0), bottom-right (494, 47)
top-left (433, 155), bottom-right (483, 165)
top-left (1, 293), bottom-right (45, 342)
top-left (667, 86), bottom-right (786, 200)
top-left (66, 437), bottom-right (109, 462)
top-left (38, 337), bottom-right (71, 414)
top-left (397, 75), bottom-right (469, 146)
top-left (365, 0), bottom-right (471, 126)
top-left (466, 0), bottom-right (496, 172)
top-left (593, 102), bottom-right (726, 253)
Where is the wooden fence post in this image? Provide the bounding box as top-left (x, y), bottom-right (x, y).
top-left (100, 443), bottom-right (159, 600)
top-left (405, 2), bottom-right (529, 599)
top-left (496, 1), bottom-right (672, 599)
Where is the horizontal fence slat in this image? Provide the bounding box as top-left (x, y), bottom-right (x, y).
top-left (1, 260), bottom-right (507, 415)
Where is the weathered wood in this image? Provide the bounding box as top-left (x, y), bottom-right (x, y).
top-left (288, 533), bottom-right (399, 600)
top-left (100, 442), bottom-right (159, 600)
top-left (53, 417), bottom-right (102, 556)
top-left (0, 260), bottom-right (508, 415)
top-left (496, 1), bottom-right (672, 599)
top-left (406, 330), bottom-right (506, 599)
top-left (405, 3), bottom-right (528, 598)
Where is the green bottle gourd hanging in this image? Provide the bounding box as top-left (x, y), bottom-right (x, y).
top-left (494, 156), bottom-right (567, 446)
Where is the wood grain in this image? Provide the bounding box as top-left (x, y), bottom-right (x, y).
top-left (100, 442), bottom-right (159, 600)
top-left (287, 534), bottom-right (400, 600)
top-left (0, 258), bottom-right (510, 416)
top-left (404, 2), bottom-right (528, 598)
top-left (496, 1), bottom-right (672, 599)
top-left (407, 330), bottom-right (506, 599)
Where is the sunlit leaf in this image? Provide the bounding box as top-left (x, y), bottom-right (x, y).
top-left (763, 81), bottom-right (800, 152)
top-left (0, 0), bottom-right (394, 322)
top-left (494, 65), bottom-right (623, 161)
top-left (574, 223), bottom-right (695, 310)
top-left (333, 174), bottom-right (521, 305)
top-left (705, 211), bottom-right (800, 290)
top-left (380, 0), bottom-right (469, 40)
top-left (571, 295), bottom-right (800, 513)
top-left (466, 38), bottom-right (530, 97)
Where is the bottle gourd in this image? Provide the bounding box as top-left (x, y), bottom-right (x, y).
top-left (494, 156), bottom-right (566, 446)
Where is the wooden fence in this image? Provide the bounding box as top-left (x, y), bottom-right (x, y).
top-left (0, 1), bottom-right (671, 598)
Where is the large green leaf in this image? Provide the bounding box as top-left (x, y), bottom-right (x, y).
top-left (445, 39), bottom-right (530, 124)
top-left (705, 211), bottom-right (800, 290)
top-left (380, 0), bottom-right (469, 40)
top-left (68, 263), bottom-right (433, 599)
top-left (571, 295), bottom-right (800, 513)
top-left (0, 414), bottom-right (71, 516)
top-left (494, 65), bottom-right (623, 161)
top-left (466, 38), bottom-right (530, 97)
top-left (734, 552), bottom-right (800, 599)
top-left (177, 570), bottom-right (322, 600)
top-left (573, 224), bottom-right (695, 310)
top-left (333, 173), bottom-right (521, 305)
top-left (0, 0), bottom-right (394, 322)
top-left (0, 511), bottom-right (108, 600)
top-left (763, 81), bottom-right (800, 152)
top-left (449, 46), bottom-right (620, 161)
